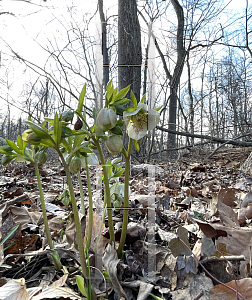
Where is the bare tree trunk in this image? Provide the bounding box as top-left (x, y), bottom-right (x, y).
top-left (167, 0), bottom-right (185, 151)
top-left (118, 0), bottom-right (142, 100)
top-left (187, 53), bottom-right (194, 145)
top-left (98, 0), bottom-right (109, 90)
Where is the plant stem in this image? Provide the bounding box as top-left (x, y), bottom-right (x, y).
top-left (84, 157), bottom-right (93, 252)
top-left (77, 171), bottom-right (85, 215)
top-left (95, 139), bottom-right (115, 244)
top-left (58, 151), bottom-right (87, 278)
top-left (34, 162), bottom-right (62, 271)
top-left (117, 138), bottom-right (132, 257)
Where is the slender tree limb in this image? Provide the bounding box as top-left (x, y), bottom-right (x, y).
top-left (156, 126), bottom-right (252, 147)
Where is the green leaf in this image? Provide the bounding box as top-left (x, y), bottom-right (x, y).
top-left (111, 157), bottom-right (122, 165)
top-left (113, 98), bottom-right (131, 106)
top-left (39, 138), bottom-right (57, 148)
top-left (73, 134), bottom-right (85, 150)
top-left (1, 154), bottom-right (16, 166)
top-left (1, 225), bottom-right (19, 246)
top-left (112, 85), bottom-right (130, 103)
top-left (149, 293), bottom-right (164, 300)
top-left (113, 168), bottom-right (125, 178)
top-left (54, 113), bottom-right (62, 146)
top-left (61, 138), bottom-right (72, 153)
top-left (44, 117), bottom-right (54, 126)
top-left (133, 139), bottom-right (139, 151)
top-left (16, 136), bottom-right (24, 150)
top-left (25, 121), bottom-right (51, 140)
top-left (75, 275), bottom-right (88, 297)
top-left (23, 148), bottom-right (34, 162)
top-left (77, 83), bottom-right (86, 113)
top-left (106, 79), bottom-right (113, 92)
top-left (140, 94), bottom-right (146, 104)
top-left (6, 139), bottom-right (21, 154)
top-left (110, 126), bottom-right (123, 135)
top-left (0, 145), bottom-right (13, 154)
top-left (126, 106), bottom-right (138, 113)
top-left (78, 147), bottom-right (93, 154)
top-left (156, 105), bottom-right (162, 111)
top-left (116, 119), bottom-right (124, 127)
top-left (113, 104), bottom-right (126, 115)
top-left (131, 90), bottom-right (138, 107)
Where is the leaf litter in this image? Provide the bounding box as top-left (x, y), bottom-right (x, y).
top-left (1, 148), bottom-right (252, 299)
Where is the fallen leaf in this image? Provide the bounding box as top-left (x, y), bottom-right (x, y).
top-left (102, 243), bottom-right (128, 300)
top-left (0, 278), bottom-right (29, 300)
top-left (209, 278), bottom-right (252, 300)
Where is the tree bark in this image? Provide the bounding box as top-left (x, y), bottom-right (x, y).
top-left (98, 0), bottom-right (109, 90)
top-left (118, 0), bottom-right (142, 101)
top-left (168, 0), bottom-right (186, 150)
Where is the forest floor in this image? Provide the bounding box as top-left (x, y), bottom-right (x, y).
top-left (1, 146), bottom-right (252, 300)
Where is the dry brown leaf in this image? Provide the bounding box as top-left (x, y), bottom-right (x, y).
top-left (0, 278), bottom-right (29, 300)
top-left (49, 274), bottom-right (68, 289)
top-left (238, 205), bottom-right (252, 225)
top-left (209, 278), bottom-right (252, 300)
top-left (218, 188), bottom-right (238, 207)
top-left (102, 243), bottom-right (128, 300)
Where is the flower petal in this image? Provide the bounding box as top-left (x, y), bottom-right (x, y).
top-left (126, 120), bottom-right (147, 140)
top-left (147, 109), bottom-right (160, 130)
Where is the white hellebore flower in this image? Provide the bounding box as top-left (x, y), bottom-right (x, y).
top-left (96, 108), bottom-right (117, 131)
top-left (123, 103), bottom-right (160, 140)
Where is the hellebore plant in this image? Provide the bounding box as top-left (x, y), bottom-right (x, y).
top-left (0, 80), bottom-right (160, 299)
top-left (0, 137), bottom-right (62, 271)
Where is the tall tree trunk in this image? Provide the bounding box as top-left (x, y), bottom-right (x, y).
top-left (98, 0), bottom-right (109, 90)
top-left (118, 0), bottom-right (142, 101)
top-left (167, 0), bottom-right (185, 151)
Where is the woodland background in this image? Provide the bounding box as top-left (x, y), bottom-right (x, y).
top-left (0, 0), bottom-right (252, 159)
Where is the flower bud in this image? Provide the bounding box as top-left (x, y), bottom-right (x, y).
top-left (74, 117), bottom-right (83, 130)
top-left (38, 151), bottom-right (48, 164)
top-left (61, 110), bottom-right (74, 122)
top-left (105, 135), bottom-right (123, 155)
top-left (96, 108), bottom-right (117, 131)
top-left (22, 130), bottom-right (41, 145)
top-left (69, 156), bottom-right (82, 173)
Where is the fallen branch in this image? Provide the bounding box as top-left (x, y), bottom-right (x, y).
top-left (156, 126), bottom-right (252, 147)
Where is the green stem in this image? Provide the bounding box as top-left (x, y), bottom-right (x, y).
top-left (95, 139), bottom-right (115, 244)
top-left (117, 138), bottom-right (132, 257)
top-left (84, 157), bottom-right (93, 252)
top-left (77, 171), bottom-right (85, 215)
top-left (34, 162), bottom-right (62, 271)
top-left (58, 151), bottom-right (87, 278)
